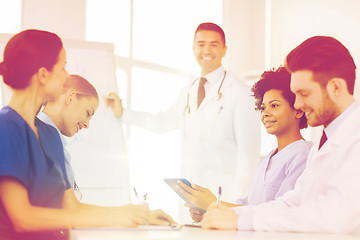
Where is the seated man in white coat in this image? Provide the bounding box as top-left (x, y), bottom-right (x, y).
top-left (106, 22), bottom-right (260, 203)
top-left (201, 35), bottom-right (360, 235)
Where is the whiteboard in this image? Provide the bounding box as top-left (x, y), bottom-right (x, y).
top-left (0, 34), bottom-right (130, 206)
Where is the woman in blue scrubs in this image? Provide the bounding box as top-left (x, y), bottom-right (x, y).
top-left (0, 30), bottom-right (174, 240)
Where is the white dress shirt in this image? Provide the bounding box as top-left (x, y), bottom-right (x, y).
top-left (37, 111), bottom-right (75, 189)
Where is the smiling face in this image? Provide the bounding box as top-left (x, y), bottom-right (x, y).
top-left (260, 89), bottom-right (302, 136)
top-left (290, 70), bottom-right (339, 127)
top-left (193, 30), bottom-right (227, 75)
top-left (60, 95), bottom-right (99, 137)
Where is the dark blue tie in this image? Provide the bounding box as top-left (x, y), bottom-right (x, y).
top-left (318, 130), bottom-right (327, 150)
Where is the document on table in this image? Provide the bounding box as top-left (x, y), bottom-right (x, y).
top-left (74, 224), bottom-right (181, 231)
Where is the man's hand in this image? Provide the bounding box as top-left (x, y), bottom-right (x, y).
top-left (200, 203), bottom-right (238, 230)
top-left (105, 92), bottom-right (124, 118)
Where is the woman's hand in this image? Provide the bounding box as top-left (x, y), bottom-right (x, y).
top-left (177, 181), bottom-right (217, 210)
top-left (111, 204), bottom-right (150, 227)
top-left (148, 209), bottom-right (177, 226)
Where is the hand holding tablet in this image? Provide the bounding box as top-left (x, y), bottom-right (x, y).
top-left (163, 178), bottom-right (206, 213)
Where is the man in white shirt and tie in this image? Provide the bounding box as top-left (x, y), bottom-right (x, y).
top-left (106, 22), bottom-right (260, 206)
top-left (201, 35), bottom-right (360, 235)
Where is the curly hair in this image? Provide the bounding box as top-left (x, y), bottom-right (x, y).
top-left (251, 66), bottom-right (307, 129)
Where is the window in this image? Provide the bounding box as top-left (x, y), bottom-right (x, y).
top-left (86, 0), bottom-right (131, 57)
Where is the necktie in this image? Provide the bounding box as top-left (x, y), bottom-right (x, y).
top-left (197, 77), bottom-right (207, 108)
top-left (318, 130), bottom-right (328, 150)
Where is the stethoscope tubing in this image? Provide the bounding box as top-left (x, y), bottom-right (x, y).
top-left (183, 71), bottom-right (227, 115)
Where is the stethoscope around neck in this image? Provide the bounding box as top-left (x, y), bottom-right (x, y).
top-left (183, 71), bottom-right (227, 115)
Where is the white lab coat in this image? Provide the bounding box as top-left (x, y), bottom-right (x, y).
top-left (235, 102), bottom-right (360, 234)
top-left (123, 66), bottom-right (260, 201)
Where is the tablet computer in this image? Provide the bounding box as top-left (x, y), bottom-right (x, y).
top-left (163, 178), bottom-right (205, 213)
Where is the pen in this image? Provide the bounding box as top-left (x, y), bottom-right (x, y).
top-left (217, 186), bottom-right (222, 208)
top-left (218, 106), bottom-right (223, 114)
top-left (133, 187), bottom-right (141, 204)
top-left (141, 192), bottom-right (149, 225)
top-left (142, 193), bottom-right (148, 204)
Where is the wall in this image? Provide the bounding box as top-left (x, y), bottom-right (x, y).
top-left (270, 0), bottom-right (360, 139)
top-left (223, 0), bottom-right (360, 142)
top-left (223, 0), bottom-right (266, 81)
top-left (270, 0), bottom-right (360, 100)
top-left (22, 0), bottom-right (86, 40)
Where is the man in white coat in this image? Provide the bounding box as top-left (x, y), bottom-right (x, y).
top-left (201, 36), bottom-right (360, 235)
top-left (107, 22), bottom-right (260, 203)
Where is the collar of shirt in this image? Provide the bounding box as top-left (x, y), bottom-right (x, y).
top-left (201, 65), bottom-right (226, 87)
top-left (37, 111), bottom-right (68, 148)
top-left (324, 100), bottom-right (358, 139)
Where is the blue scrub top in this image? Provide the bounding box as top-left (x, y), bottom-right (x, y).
top-left (0, 106), bottom-right (71, 239)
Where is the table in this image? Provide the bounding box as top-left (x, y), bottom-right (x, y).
top-left (70, 226), bottom-right (360, 240)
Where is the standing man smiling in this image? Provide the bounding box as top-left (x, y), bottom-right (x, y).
top-left (107, 22), bottom-right (260, 205)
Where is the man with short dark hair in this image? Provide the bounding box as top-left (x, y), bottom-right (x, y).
top-left (201, 36), bottom-right (360, 234)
